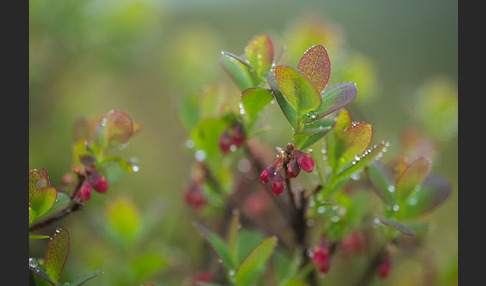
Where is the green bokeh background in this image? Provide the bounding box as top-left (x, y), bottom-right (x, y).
top-left (29, 0), bottom-right (457, 285)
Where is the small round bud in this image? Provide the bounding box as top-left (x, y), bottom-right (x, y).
top-left (271, 172), bottom-right (285, 196)
top-left (296, 150), bottom-right (315, 172)
top-left (260, 165), bottom-right (275, 184)
top-left (231, 123), bottom-right (246, 147)
top-left (76, 182), bottom-right (92, 200)
top-left (184, 183), bottom-right (206, 210)
top-left (89, 172), bottom-right (108, 193)
top-left (219, 130), bottom-right (232, 154)
top-left (311, 245), bottom-right (331, 275)
top-left (378, 256), bottom-right (391, 279)
top-left (287, 159), bottom-right (301, 178)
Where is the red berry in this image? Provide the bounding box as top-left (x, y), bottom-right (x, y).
top-left (219, 130), bottom-right (232, 154)
top-left (296, 150), bottom-right (315, 172)
top-left (317, 259), bottom-right (331, 274)
top-left (271, 172), bottom-right (285, 195)
top-left (378, 256), bottom-right (391, 279)
top-left (89, 172), bottom-right (108, 193)
top-left (231, 123), bottom-right (246, 147)
top-left (184, 183), bottom-right (206, 210)
top-left (287, 159), bottom-right (301, 178)
top-left (76, 182), bottom-right (92, 200)
top-left (260, 165), bottom-right (275, 184)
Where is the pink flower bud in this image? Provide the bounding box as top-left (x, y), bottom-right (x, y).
top-left (231, 123), bottom-right (246, 147)
top-left (184, 183), bottom-right (206, 210)
top-left (311, 245), bottom-right (331, 275)
top-left (296, 150), bottom-right (315, 173)
top-left (89, 172), bottom-right (108, 193)
top-left (76, 182), bottom-right (92, 200)
top-left (378, 256), bottom-right (391, 279)
top-left (260, 165), bottom-right (275, 184)
top-left (218, 130), bottom-right (232, 154)
top-left (287, 159), bottom-right (301, 178)
top-left (271, 172), bottom-right (285, 195)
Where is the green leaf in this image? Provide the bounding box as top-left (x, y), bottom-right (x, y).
top-left (236, 229), bottom-right (265, 265)
top-left (267, 73), bottom-right (297, 128)
top-left (194, 222), bottom-right (236, 271)
top-left (377, 217), bottom-right (416, 236)
top-left (106, 196), bottom-right (141, 246)
top-left (245, 34), bottom-right (274, 79)
top-left (98, 156), bottom-right (134, 183)
top-left (337, 122), bottom-right (373, 170)
top-left (274, 65), bottom-right (321, 120)
top-left (30, 262), bottom-right (56, 286)
top-left (333, 109), bottom-right (352, 135)
top-left (29, 235), bottom-right (51, 240)
top-left (293, 117), bottom-right (334, 150)
top-left (326, 109), bottom-right (352, 171)
top-left (235, 236), bottom-right (277, 286)
top-left (241, 87), bottom-right (274, 128)
top-left (334, 141), bottom-right (389, 185)
top-left (101, 109), bottom-right (134, 146)
top-left (220, 51), bottom-right (259, 90)
top-left (71, 270), bottom-right (105, 286)
top-left (32, 193), bottom-right (71, 225)
top-left (396, 157), bottom-right (431, 202)
top-left (400, 174), bottom-right (452, 220)
top-left (29, 187), bottom-right (58, 227)
top-left (29, 168), bottom-right (50, 200)
top-left (191, 118), bottom-right (227, 158)
top-left (179, 94), bottom-right (200, 132)
top-left (297, 45), bottom-right (331, 93)
top-left (45, 228), bottom-right (70, 283)
top-left (199, 85), bottom-right (225, 120)
top-left (366, 162), bottom-right (396, 206)
top-left (304, 82), bottom-right (358, 123)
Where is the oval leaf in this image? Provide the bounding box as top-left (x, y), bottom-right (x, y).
top-left (194, 222), bottom-right (236, 271)
top-left (297, 45), bottom-right (331, 93)
top-left (220, 51), bottom-right (259, 90)
top-left (32, 193), bottom-right (71, 226)
top-left (337, 122), bottom-right (373, 169)
top-left (267, 73), bottom-right (297, 128)
top-left (400, 174), bottom-right (452, 220)
top-left (396, 157), bottom-right (431, 202)
top-left (305, 82), bottom-right (358, 123)
top-left (235, 236), bottom-right (277, 286)
top-left (241, 87), bottom-right (274, 128)
top-left (274, 65), bottom-right (321, 117)
top-left (45, 228), bottom-right (70, 283)
top-left (245, 34), bottom-right (274, 79)
top-left (29, 187), bottom-right (58, 226)
top-left (293, 117), bottom-right (334, 149)
top-left (102, 110), bottom-right (134, 145)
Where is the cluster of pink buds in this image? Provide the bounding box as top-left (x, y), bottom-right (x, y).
top-left (183, 182), bottom-right (206, 210)
top-left (259, 144), bottom-right (315, 196)
top-left (311, 234), bottom-right (331, 275)
top-left (219, 122), bottom-right (246, 154)
top-left (73, 166), bottom-right (108, 201)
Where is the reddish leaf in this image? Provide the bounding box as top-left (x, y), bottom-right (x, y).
top-left (400, 174), bottom-right (452, 219)
top-left (102, 110), bottom-right (134, 145)
top-left (45, 228), bottom-right (70, 283)
top-left (337, 122), bottom-right (373, 168)
top-left (245, 34), bottom-right (274, 78)
top-left (396, 157), bottom-right (431, 202)
top-left (274, 65), bottom-right (321, 117)
top-left (297, 45), bottom-right (331, 93)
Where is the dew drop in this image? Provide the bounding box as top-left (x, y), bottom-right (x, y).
top-left (388, 185), bottom-right (395, 193)
top-left (351, 173), bottom-right (360, 180)
top-left (29, 258), bottom-right (38, 268)
top-left (321, 148), bottom-right (327, 154)
top-left (230, 145), bottom-right (237, 152)
top-left (195, 150), bottom-right (207, 161)
top-left (392, 205), bottom-right (400, 212)
top-left (408, 197), bottom-right (418, 206)
top-left (55, 227), bottom-right (62, 233)
top-left (317, 206), bottom-right (326, 214)
top-left (239, 102), bottom-right (246, 115)
top-left (331, 216), bottom-right (340, 222)
top-left (185, 140), bottom-right (195, 149)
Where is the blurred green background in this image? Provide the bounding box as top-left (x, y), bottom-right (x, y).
top-left (29, 0), bottom-right (457, 285)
